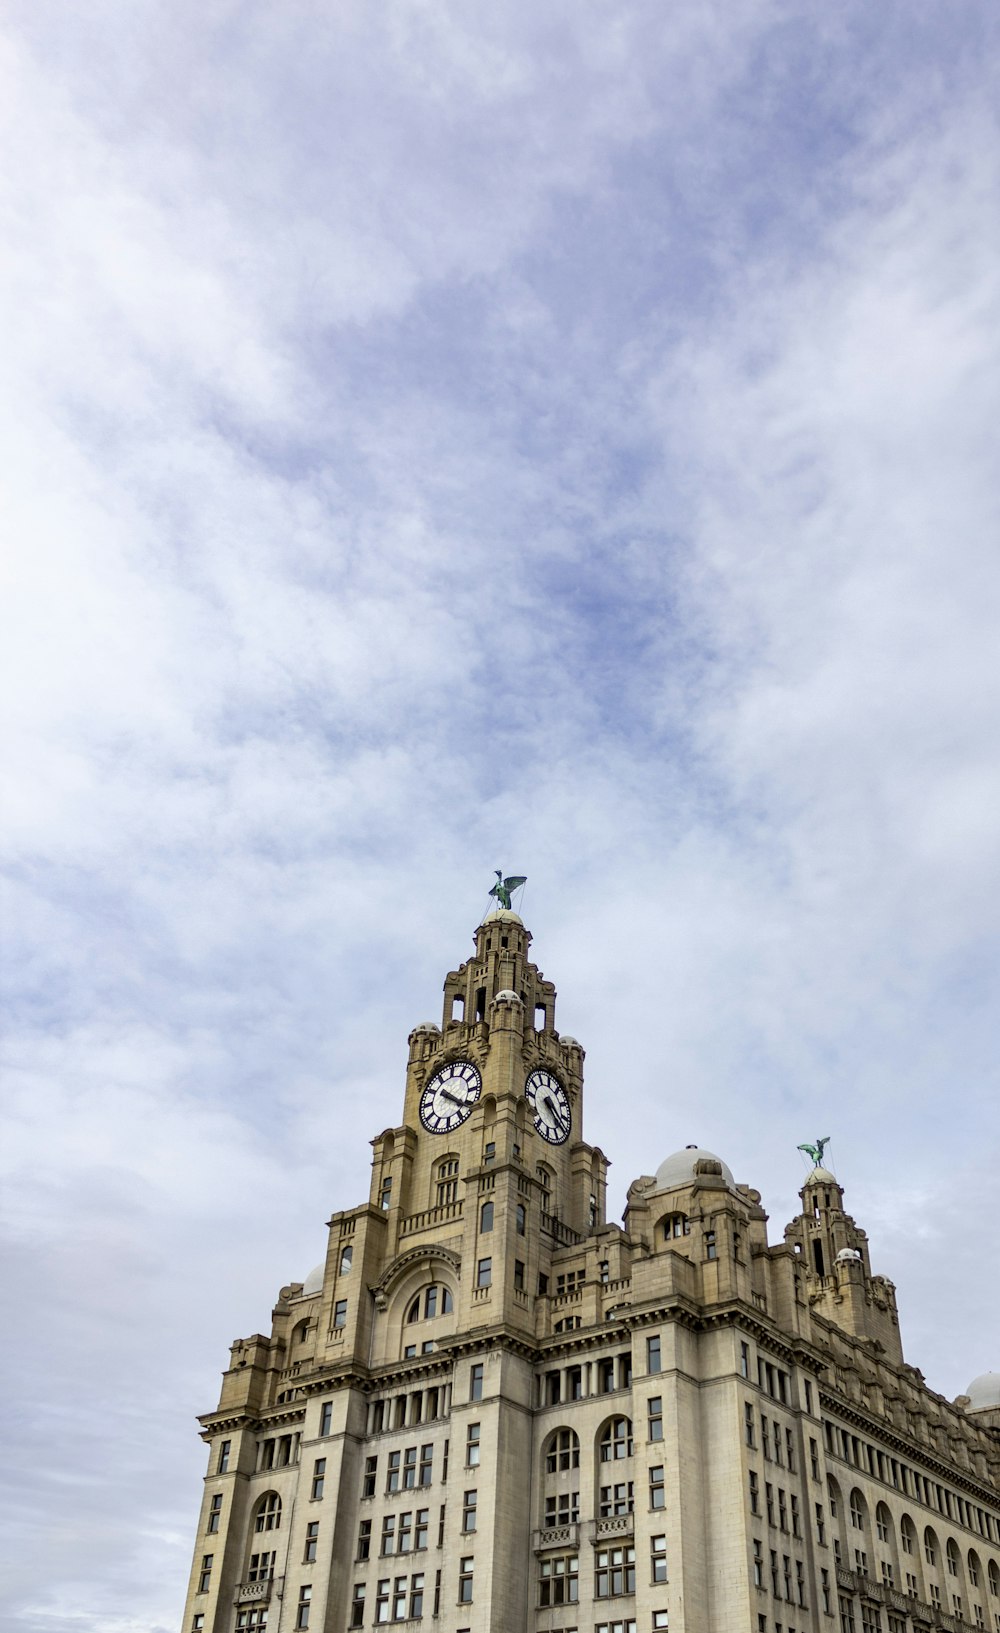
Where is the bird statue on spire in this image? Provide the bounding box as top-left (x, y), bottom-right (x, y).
top-left (797, 1137), bottom-right (831, 1167)
top-left (489, 870), bottom-right (527, 911)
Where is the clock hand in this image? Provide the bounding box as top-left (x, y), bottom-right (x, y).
top-left (440, 1088), bottom-right (464, 1106)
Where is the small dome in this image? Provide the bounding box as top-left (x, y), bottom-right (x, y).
top-left (411, 1021), bottom-right (441, 1034)
top-left (302, 1262), bottom-right (324, 1296)
top-left (836, 1247), bottom-right (862, 1263)
top-left (965, 1372), bottom-right (1000, 1411)
top-left (654, 1145), bottom-right (735, 1191)
top-left (561, 1035), bottom-right (580, 1047)
top-left (804, 1166), bottom-right (838, 1184)
top-left (493, 989), bottom-right (522, 1003)
top-left (483, 908), bottom-right (523, 925)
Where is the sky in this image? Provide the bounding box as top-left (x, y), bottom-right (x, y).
top-left (1, 2), bottom-right (998, 1629)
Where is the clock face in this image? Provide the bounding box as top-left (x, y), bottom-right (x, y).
top-left (419, 1060), bottom-right (482, 1134)
top-left (525, 1068), bottom-right (571, 1145)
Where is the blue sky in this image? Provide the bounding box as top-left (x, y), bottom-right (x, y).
top-left (2, 4), bottom-right (999, 1629)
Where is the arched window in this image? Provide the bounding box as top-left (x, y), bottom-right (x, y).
top-left (406, 1284), bottom-right (454, 1323)
top-left (599, 1417), bottom-right (634, 1462)
top-left (924, 1527), bottom-right (938, 1569)
top-left (662, 1214), bottom-right (690, 1239)
top-left (293, 1319), bottom-right (310, 1345)
top-left (947, 1539), bottom-right (960, 1578)
top-left (876, 1503), bottom-right (892, 1543)
top-left (827, 1476), bottom-right (840, 1519)
top-left (988, 1559), bottom-right (999, 1597)
top-left (339, 1244), bottom-right (353, 1276)
top-left (436, 1156), bottom-right (459, 1207)
top-left (968, 1550), bottom-right (982, 1589)
top-left (254, 1493), bottom-right (281, 1533)
top-left (900, 1515), bottom-right (917, 1555)
top-left (545, 1428), bottom-right (580, 1472)
top-left (480, 1201), bottom-right (494, 1233)
top-left (516, 1202), bottom-right (526, 1235)
top-left (850, 1490), bottom-right (866, 1531)
top-left (537, 1164), bottom-right (553, 1207)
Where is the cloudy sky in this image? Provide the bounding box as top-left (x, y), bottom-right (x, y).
top-left (2, 2), bottom-right (998, 1629)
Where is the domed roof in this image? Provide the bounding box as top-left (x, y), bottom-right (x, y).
top-left (411, 1020), bottom-right (441, 1034)
top-left (803, 1167), bottom-right (838, 1185)
top-left (493, 989), bottom-right (521, 1002)
top-left (965, 1372), bottom-right (1000, 1410)
top-left (302, 1262), bottom-right (324, 1296)
top-left (483, 908), bottom-right (523, 925)
top-left (654, 1145), bottom-right (735, 1191)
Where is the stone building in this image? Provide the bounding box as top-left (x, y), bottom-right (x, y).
top-left (181, 908), bottom-right (1000, 1633)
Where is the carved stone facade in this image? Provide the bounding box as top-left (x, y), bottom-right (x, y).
top-left (181, 911), bottom-right (1000, 1633)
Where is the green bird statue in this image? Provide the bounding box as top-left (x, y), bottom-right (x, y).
top-left (489, 871), bottom-right (527, 911)
top-left (797, 1137), bottom-right (831, 1167)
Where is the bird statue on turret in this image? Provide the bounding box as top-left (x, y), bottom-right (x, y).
top-left (489, 871), bottom-right (527, 911)
top-left (797, 1137), bottom-right (831, 1167)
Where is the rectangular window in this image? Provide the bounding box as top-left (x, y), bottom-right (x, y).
top-left (749, 1471), bottom-right (760, 1514)
top-left (649, 1465), bottom-right (665, 1509)
top-left (810, 1437), bottom-right (820, 1479)
top-left (599, 1481), bottom-right (634, 1517)
top-left (206, 1493), bottom-right (222, 1533)
top-left (462, 1490), bottom-right (477, 1532)
top-left (311, 1458), bottom-right (326, 1499)
top-left (304, 1520), bottom-right (319, 1562)
top-left (652, 1534), bottom-right (667, 1583)
top-left (380, 1177), bottom-right (392, 1211)
top-left (745, 1402), bottom-right (756, 1446)
top-left (381, 1515), bottom-right (395, 1556)
top-left (466, 1423), bottom-right (480, 1466)
top-left (409, 1574), bottom-right (424, 1619)
top-left (796, 1559), bottom-right (806, 1605)
top-left (375, 1579), bottom-right (390, 1623)
top-left (470, 1363), bottom-right (484, 1401)
top-left (804, 1380), bottom-right (813, 1414)
top-left (821, 1567), bottom-right (831, 1612)
top-left (648, 1396), bottom-right (663, 1441)
top-left (295, 1585), bottom-right (311, 1629)
top-left (538, 1553), bottom-right (579, 1606)
top-left (458, 1557), bottom-right (474, 1603)
top-left (753, 1539), bottom-right (764, 1587)
top-left (785, 1427), bottom-right (795, 1470)
top-left (815, 1503), bottom-right (825, 1545)
top-left (217, 1440), bottom-right (231, 1474)
top-left (198, 1556), bottom-right (213, 1593)
top-left (514, 1259), bottom-right (525, 1290)
top-left (333, 1299), bottom-right (348, 1329)
top-left (766, 1483), bottom-right (775, 1525)
top-left (319, 1401), bottom-right (333, 1436)
top-left (652, 1613), bottom-right (668, 1630)
top-left (705, 1230), bottom-right (717, 1260)
top-left (762, 1415), bottom-right (771, 1460)
top-left (647, 1334), bottom-right (662, 1373)
top-left (476, 1258), bottom-right (492, 1288)
top-left (363, 1455), bottom-right (377, 1497)
top-left (419, 1444), bottom-right (433, 1485)
top-left (741, 1341), bottom-right (751, 1378)
top-left (595, 1544), bottom-right (636, 1597)
top-left (349, 1585), bottom-right (365, 1630)
top-left (544, 1490), bottom-right (580, 1527)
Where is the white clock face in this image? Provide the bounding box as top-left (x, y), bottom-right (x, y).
top-left (419, 1060), bottom-right (482, 1134)
top-left (525, 1068), bottom-right (571, 1144)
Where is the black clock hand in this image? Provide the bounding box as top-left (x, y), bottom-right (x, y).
top-left (440, 1088), bottom-right (464, 1106)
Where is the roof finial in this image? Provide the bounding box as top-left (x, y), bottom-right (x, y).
top-left (488, 870), bottom-right (526, 911)
top-left (797, 1137), bottom-right (831, 1167)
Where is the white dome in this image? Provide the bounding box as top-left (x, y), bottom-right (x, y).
top-left (302, 1262), bottom-right (324, 1296)
top-left (654, 1145), bottom-right (735, 1191)
top-left (561, 1035), bottom-right (580, 1047)
top-left (411, 1020), bottom-right (441, 1034)
top-left (836, 1248), bottom-right (862, 1263)
top-left (483, 908), bottom-right (523, 925)
top-left (965, 1372), bottom-right (1000, 1410)
top-left (493, 989), bottom-right (522, 1003)
top-left (804, 1166), bottom-right (838, 1185)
